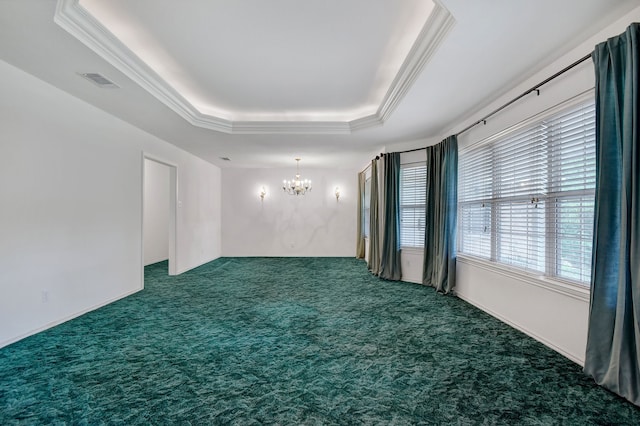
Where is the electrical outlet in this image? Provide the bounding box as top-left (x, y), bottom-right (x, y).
top-left (41, 290), bottom-right (49, 303)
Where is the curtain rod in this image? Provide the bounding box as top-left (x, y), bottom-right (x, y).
top-left (373, 52), bottom-right (593, 159)
top-left (374, 146), bottom-right (425, 159)
top-left (456, 52), bottom-right (592, 136)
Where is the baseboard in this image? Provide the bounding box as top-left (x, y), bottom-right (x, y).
top-left (144, 257), bottom-right (169, 267)
top-left (175, 255), bottom-right (221, 275)
top-left (456, 291), bottom-right (585, 366)
top-left (401, 275), bottom-right (422, 285)
top-left (0, 287), bottom-right (143, 349)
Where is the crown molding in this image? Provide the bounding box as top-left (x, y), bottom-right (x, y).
top-left (349, 114), bottom-right (384, 132)
top-left (375, 3), bottom-right (456, 124)
top-left (55, 0), bottom-right (454, 135)
top-left (231, 120), bottom-right (351, 135)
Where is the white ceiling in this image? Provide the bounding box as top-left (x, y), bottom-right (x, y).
top-left (56, 0), bottom-right (451, 134)
top-left (78, 0), bottom-right (436, 123)
top-left (1, 0), bottom-right (638, 169)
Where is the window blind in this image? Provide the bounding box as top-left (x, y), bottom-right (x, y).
top-left (400, 164), bottom-right (427, 248)
top-left (363, 177), bottom-right (371, 237)
top-left (458, 99), bottom-right (595, 285)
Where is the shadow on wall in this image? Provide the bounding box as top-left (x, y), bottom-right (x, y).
top-left (259, 175), bottom-right (348, 254)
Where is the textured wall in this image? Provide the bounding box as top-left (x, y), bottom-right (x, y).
top-left (222, 167), bottom-right (357, 257)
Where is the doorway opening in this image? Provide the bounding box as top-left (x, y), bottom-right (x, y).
top-left (142, 156), bottom-right (177, 276)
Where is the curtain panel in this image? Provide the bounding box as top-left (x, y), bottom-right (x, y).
top-left (379, 153), bottom-right (402, 280)
top-left (366, 154), bottom-right (402, 281)
top-left (423, 135), bottom-right (458, 294)
top-left (585, 22), bottom-right (640, 406)
top-left (367, 159), bottom-right (381, 275)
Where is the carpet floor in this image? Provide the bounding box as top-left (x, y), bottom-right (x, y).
top-left (1, 257), bottom-right (639, 424)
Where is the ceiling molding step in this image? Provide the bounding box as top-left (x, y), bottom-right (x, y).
top-left (54, 0), bottom-right (454, 135)
top-left (349, 114), bottom-right (384, 132)
top-left (376, 2), bottom-right (456, 123)
top-left (53, 0), bottom-right (232, 131)
top-left (189, 112), bottom-right (234, 133)
top-left (231, 121), bottom-right (352, 135)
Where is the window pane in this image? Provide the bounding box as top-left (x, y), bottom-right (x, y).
top-left (552, 196), bottom-right (594, 282)
top-left (363, 178), bottom-right (371, 237)
top-left (495, 199), bottom-right (545, 273)
top-left (400, 164), bottom-right (426, 248)
top-left (400, 207), bottom-right (425, 247)
top-left (493, 128), bottom-right (548, 198)
top-left (458, 99), bottom-right (595, 286)
top-left (459, 202), bottom-right (491, 258)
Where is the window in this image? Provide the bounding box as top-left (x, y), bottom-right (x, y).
top-left (458, 99), bottom-right (595, 285)
top-left (363, 177), bottom-right (371, 238)
top-left (400, 163), bottom-right (427, 248)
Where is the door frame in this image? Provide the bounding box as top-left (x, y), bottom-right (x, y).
top-left (142, 154), bottom-right (178, 278)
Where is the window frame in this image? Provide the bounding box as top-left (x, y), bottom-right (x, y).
top-left (399, 162), bottom-right (427, 249)
top-left (457, 92), bottom-right (595, 290)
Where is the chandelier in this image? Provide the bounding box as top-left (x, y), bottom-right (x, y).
top-left (283, 158), bottom-right (312, 195)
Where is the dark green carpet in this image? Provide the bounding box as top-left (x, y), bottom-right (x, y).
top-left (1, 257), bottom-right (638, 424)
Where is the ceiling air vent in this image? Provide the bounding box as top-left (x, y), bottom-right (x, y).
top-left (79, 72), bottom-right (119, 88)
top-left (219, 157), bottom-right (231, 161)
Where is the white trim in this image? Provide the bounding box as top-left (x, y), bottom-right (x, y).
top-left (0, 287), bottom-right (142, 349)
top-left (232, 120), bottom-right (351, 135)
top-left (457, 255), bottom-right (590, 302)
top-left (175, 257), bottom-right (218, 276)
top-left (457, 91), bottom-right (596, 299)
top-left (54, 0), bottom-right (454, 135)
top-left (142, 154), bottom-right (179, 276)
top-left (455, 291), bottom-right (585, 366)
top-left (377, 3), bottom-right (455, 125)
top-left (349, 115), bottom-right (384, 132)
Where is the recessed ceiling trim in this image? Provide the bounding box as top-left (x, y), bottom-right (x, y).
top-left (349, 115), bottom-right (384, 132)
top-left (54, 0), bottom-right (454, 135)
top-left (376, 4), bottom-right (455, 124)
top-left (54, 0), bottom-right (213, 129)
top-left (232, 121), bottom-right (352, 135)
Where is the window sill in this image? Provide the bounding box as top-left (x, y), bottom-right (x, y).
top-left (457, 254), bottom-right (590, 302)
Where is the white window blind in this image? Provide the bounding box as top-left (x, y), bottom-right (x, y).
top-left (400, 164), bottom-right (427, 248)
top-left (458, 99), bottom-right (595, 285)
top-left (363, 177), bottom-right (371, 238)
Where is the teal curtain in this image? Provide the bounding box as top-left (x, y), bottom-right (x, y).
top-left (356, 171), bottom-right (366, 259)
top-left (584, 23), bottom-right (640, 407)
top-left (380, 153), bottom-right (402, 280)
top-left (423, 136), bottom-right (458, 294)
top-left (367, 159), bottom-right (381, 275)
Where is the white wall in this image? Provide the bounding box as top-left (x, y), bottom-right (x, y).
top-left (0, 59), bottom-right (222, 348)
top-left (388, 6), bottom-right (640, 365)
top-left (222, 168), bottom-right (356, 256)
top-left (143, 159), bottom-right (170, 266)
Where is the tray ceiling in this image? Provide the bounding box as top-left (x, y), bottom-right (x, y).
top-left (55, 0), bottom-right (454, 134)
top-left (2, 0), bottom-right (637, 169)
